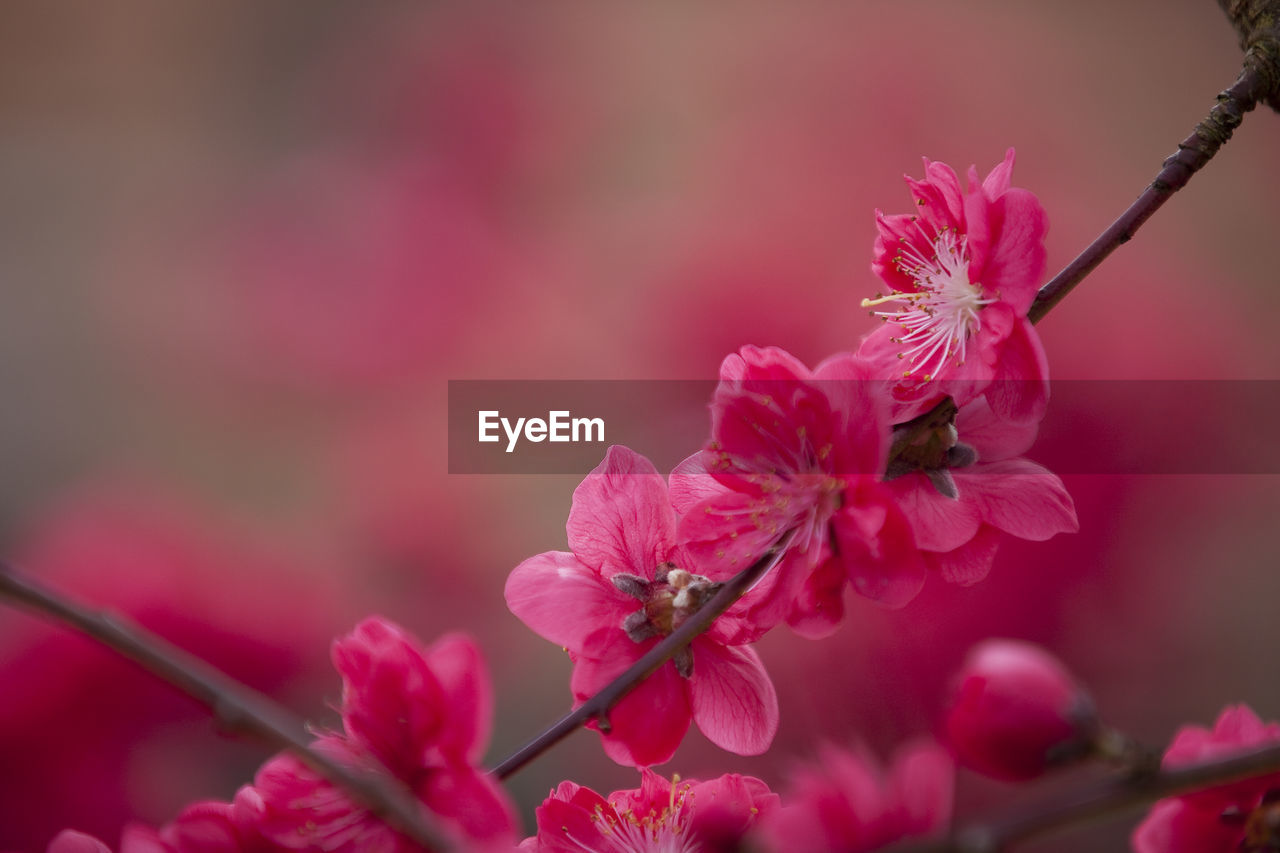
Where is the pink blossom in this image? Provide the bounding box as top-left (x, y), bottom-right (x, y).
top-left (520, 768), bottom-right (778, 852)
top-left (670, 346), bottom-right (926, 638)
top-left (237, 618), bottom-right (517, 851)
top-left (857, 149), bottom-right (1050, 424)
top-left (944, 639), bottom-right (1097, 781)
top-left (760, 740), bottom-right (953, 852)
top-left (505, 445), bottom-right (779, 767)
top-left (884, 396), bottom-right (1077, 586)
top-left (1132, 705), bottom-right (1280, 853)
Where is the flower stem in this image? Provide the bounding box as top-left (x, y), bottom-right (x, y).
top-left (1027, 57), bottom-right (1273, 323)
top-left (886, 739), bottom-right (1280, 853)
top-left (0, 561), bottom-right (449, 852)
top-left (490, 528), bottom-right (795, 780)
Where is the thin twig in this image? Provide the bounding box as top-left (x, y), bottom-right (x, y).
top-left (1027, 60), bottom-right (1270, 323)
top-left (491, 528), bottom-right (795, 780)
top-left (889, 51), bottom-right (1277, 464)
top-left (0, 561), bottom-right (449, 851)
top-left (888, 739), bottom-right (1280, 853)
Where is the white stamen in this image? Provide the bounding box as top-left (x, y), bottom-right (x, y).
top-left (861, 226), bottom-right (993, 381)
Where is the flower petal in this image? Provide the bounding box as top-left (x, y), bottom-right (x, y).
top-left (567, 445), bottom-right (676, 577)
top-left (689, 640), bottom-right (779, 756)
top-left (571, 628), bottom-right (691, 767)
top-left (832, 485), bottom-right (928, 608)
top-left (424, 633), bottom-right (493, 765)
top-left (886, 472), bottom-right (981, 553)
top-left (505, 550), bottom-right (628, 652)
top-left (986, 318), bottom-right (1049, 425)
top-left (924, 524), bottom-right (1002, 586)
top-left (956, 459), bottom-right (1077, 541)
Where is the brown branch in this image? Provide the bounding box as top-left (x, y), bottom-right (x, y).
top-left (0, 561), bottom-right (449, 851)
top-left (1027, 58), bottom-right (1273, 323)
top-left (888, 739), bottom-right (1280, 853)
top-left (491, 528), bottom-right (795, 779)
top-left (889, 47), bottom-right (1279, 464)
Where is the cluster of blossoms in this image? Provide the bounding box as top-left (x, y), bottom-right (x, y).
top-left (37, 150), bottom-right (1272, 852)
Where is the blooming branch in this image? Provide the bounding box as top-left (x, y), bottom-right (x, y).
top-left (0, 561), bottom-right (449, 852)
top-left (490, 527), bottom-right (795, 779)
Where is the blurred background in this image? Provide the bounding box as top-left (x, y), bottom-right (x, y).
top-left (0, 1), bottom-right (1277, 849)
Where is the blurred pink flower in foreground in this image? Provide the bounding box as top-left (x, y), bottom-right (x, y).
top-left (858, 149), bottom-right (1049, 424)
top-left (506, 445), bottom-right (779, 767)
top-left (49, 800), bottom-right (269, 853)
top-left (0, 484), bottom-right (333, 851)
top-left (1132, 705), bottom-right (1280, 853)
top-left (520, 768), bottom-right (778, 852)
top-left (886, 398), bottom-right (1077, 586)
top-left (672, 346), bottom-right (925, 637)
top-left (943, 639), bottom-right (1097, 781)
top-left (761, 740), bottom-right (953, 852)
top-left (240, 618), bottom-right (517, 851)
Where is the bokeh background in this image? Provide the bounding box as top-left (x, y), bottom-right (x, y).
top-left (1, 1), bottom-right (1278, 849)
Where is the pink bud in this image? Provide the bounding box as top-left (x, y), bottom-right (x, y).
top-left (943, 639), bottom-right (1097, 781)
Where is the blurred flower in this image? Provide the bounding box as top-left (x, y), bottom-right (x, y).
top-left (1132, 704), bottom-right (1280, 853)
top-left (886, 397), bottom-right (1077, 586)
top-left (759, 740), bottom-right (953, 852)
top-left (520, 768), bottom-right (778, 853)
top-left (671, 346), bottom-right (926, 637)
top-left (506, 445), bottom-right (778, 766)
top-left (0, 484), bottom-right (334, 850)
top-left (50, 800), bottom-right (270, 853)
top-left (858, 149), bottom-right (1049, 424)
top-left (944, 639), bottom-right (1097, 781)
top-left (238, 618), bottom-right (517, 851)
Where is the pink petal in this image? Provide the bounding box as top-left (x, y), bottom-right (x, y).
top-left (423, 633), bottom-right (492, 765)
top-left (955, 397), bottom-right (1039, 461)
top-left (418, 766), bottom-right (518, 846)
top-left (332, 618), bottom-right (446, 773)
top-left (924, 524), bottom-right (1002, 586)
top-left (887, 740), bottom-right (954, 836)
top-left (981, 148), bottom-right (1017, 199)
top-left (47, 832), bottom-right (113, 853)
top-left (570, 628), bottom-right (691, 767)
top-left (505, 550), bottom-right (628, 652)
top-left (1131, 799), bottom-right (1241, 853)
top-left (983, 187), bottom-right (1048, 314)
top-left (986, 318), bottom-right (1050, 425)
top-left (886, 473), bottom-right (981, 553)
top-left (785, 556), bottom-right (848, 640)
top-left (832, 488), bottom-right (927, 608)
top-left (872, 211), bottom-right (923, 294)
top-left (956, 459), bottom-right (1077, 541)
top-left (667, 451), bottom-right (728, 515)
top-left (813, 352), bottom-right (891, 475)
top-left (689, 640), bottom-right (779, 756)
top-left (567, 445), bottom-right (676, 577)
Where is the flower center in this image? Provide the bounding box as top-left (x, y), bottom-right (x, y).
top-left (613, 565), bottom-right (720, 677)
top-left (565, 783), bottom-right (700, 853)
top-left (862, 226), bottom-right (994, 381)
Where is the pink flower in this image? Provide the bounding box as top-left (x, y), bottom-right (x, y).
top-left (943, 639), bottom-right (1098, 781)
top-left (521, 768), bottom-right (778, 852)
top-left (671, 346), bottom-right (926, 638)
top-left (760, 740), bottom-right (953, 852)
top-left (237, 618), bottom-right (517, 851)
top-left (857, 149), bottom-right (1050, 424)
top-left (1132, 705), bottom-right (1280, 853)
top-left (505, 445), bottom-right (780, 767)
top-left (884, 396), bottom-right (1077, 586)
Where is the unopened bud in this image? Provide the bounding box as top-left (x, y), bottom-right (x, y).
top-left (943, 639), bottom-right (1098, 781)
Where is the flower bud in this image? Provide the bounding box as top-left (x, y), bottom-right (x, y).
top-left (943, 639), bottom-right (1098, 781)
